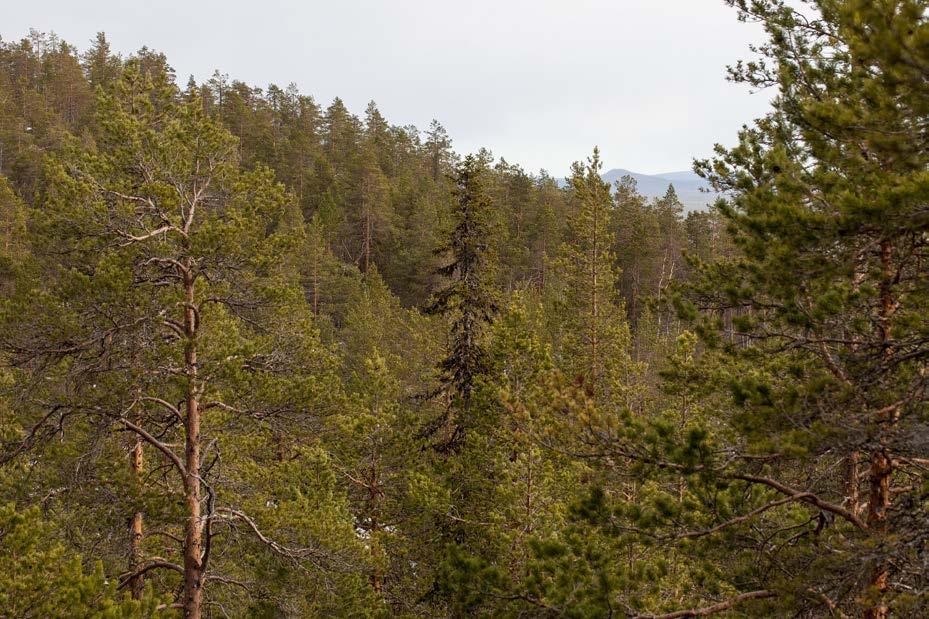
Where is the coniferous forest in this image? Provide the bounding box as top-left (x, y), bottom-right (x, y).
top-left (2, 1), bottom-right (929, 617)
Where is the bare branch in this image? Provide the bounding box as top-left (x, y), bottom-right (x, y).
top-left (116, 225), bottom-right (181, 246)
top-left (673, 494), bottom-right (811, 540)
top-left (633, 589), bottom-right (775, 618)
top-left (115, 416), bottom-right (187, 478)
top-left (214, 507), bottom-right (329, 565)
top-left (138, 396), bottom-right (182, 421)
top-left (730, 474), bottom-right (867, 531)
top-left (117, 557), bottom-right (184, 589)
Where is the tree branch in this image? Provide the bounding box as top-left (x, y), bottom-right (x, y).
top-left (116, 416), bottom-right (187, 477)
top-left (633, 589), bottom-right (775, 618)
top-left (117, 557), bottom-right (184, 589)
top-left (729, 474), bottom-right (867, 530)
top-left (674, 494), bottom-right (810, 540)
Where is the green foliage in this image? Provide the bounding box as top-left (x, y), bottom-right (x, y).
top-left (0, 503), bottom-right (168, 617)
top-left (8, 10), bottom-right (927, 617)
top-left (429, 152), bottom-right (500, 416)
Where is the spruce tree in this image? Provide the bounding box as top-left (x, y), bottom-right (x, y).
top-left (428, 152), bottom-right (498, 442)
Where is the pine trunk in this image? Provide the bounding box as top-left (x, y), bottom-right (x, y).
top-left (128, 424), bottom-right (144, 600)
top-left (864, 450), bottom-right (891, 619)
top-left (864, 240), bottom-right (896, 619)
top-left (845, 450), bottom-right (859, 516)
top-left (182, 271), bottom-right (203, 619)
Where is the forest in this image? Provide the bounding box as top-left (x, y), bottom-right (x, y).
top-left (1, 0), bottom-right (928, 617)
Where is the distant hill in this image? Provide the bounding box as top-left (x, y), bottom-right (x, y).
top-left (603, 169), bottom-right (719, 212)
top-left (561, 168), bottom-right (719, 212)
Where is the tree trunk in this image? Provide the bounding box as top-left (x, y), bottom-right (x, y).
top-left (845, 450), bottom-right (859, 516)
top-left (369, 467), bottom-right (383, 594)
top-left (590, 203), bottom-right (599, 385)
top-left (864, 240), bottom-right (896, 619)
top-left (128, 421), bottom-right (144, 600)
top-left (182, 271), bottom-right (203, 619)
top-left (362, 209), bottom-right (371, 274)
top-left (864, 450), bottom-right (891, 619)
top-left (311, 248), bottom-right (319, 317)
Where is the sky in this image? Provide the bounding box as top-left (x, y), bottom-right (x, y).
top-left (2, 0), bottom-right (773, 176)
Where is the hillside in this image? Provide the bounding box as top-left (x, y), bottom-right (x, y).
top-left (2, 4), bottom-right (927, 617)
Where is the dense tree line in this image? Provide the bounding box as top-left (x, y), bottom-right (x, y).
top-left (1, 1), bottom-right (928, 617)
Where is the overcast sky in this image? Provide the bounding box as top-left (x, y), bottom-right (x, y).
top-left (2, 0), bottom-right (772, 176)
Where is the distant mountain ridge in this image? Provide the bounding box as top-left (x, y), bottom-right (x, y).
top-left (603, 168), bottom-right (718, 212)
top-left (560, 168), bottom-right (718, 212)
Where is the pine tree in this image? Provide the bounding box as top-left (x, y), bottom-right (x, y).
top-left (81, 32), bottom-right (121, 91)
top-left (7, 17), bottom-right (926, 617)
top-left (489, 159), bottom-right (535, 291)
top-left (579, 2), bottom-right (929, 616)
top-left (0, 503), bottom-right (168, 616)
top-left (423, 119), bottom-right (453, 182)
top-left (364, 100), bottom-right (392, 172)
top-left (353, 145), bottom-right (393, 274)
top-left (526, 171), bottom-right (567, 291)
top-left (552, 148), bottom-right (632, 398)
top-left (1, 60), bottom-right (350, 618)
top-left (652, 185), bottom-right (685, 305)
top-left (613, 174), bottom-right (656, 323)
top-left (0, 175), bottom-right (26, 265)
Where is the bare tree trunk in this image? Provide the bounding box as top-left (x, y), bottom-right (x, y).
top-left (128, 415), bottom-right (145, 600)
top-left (524, 445), bottom-right (533, 532)
top-left (538, 240), bottom-right (547, 292)
top-left (369, 467), bottom-right (383, 594)
top-left (182, 270), bottom-right (204, 619)
top-left (864, 240), bottom-right (896, 619)
top-left (845, 256), bottom-right (866, 521)
top-left (864, 450), bottom-right (891, 619)
top-left (845, 451), bottom-right (860, 516)
top-left (590, 203), bottom-right (599, 385)
top-left (362, 209), bottom-right (371, 273)
top-left (311, 248), bottom-right (319, 317)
